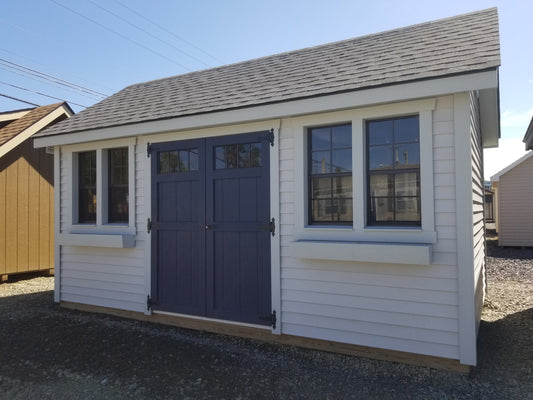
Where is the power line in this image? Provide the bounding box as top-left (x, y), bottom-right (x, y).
top-left (87, 0), bottom-right (212, 68)
top-left (0, 46), bottom-right (116, 93)
top-left (0, 58), bottom-right (107, 99)
top-left (49, 0), bottom-right (191, 71)
top-left (0, 92), bottom-right (40, 107)
top-left (0, 80), bottom-right (88, 108)
top-left (113, 0), bottom-right (225, 65)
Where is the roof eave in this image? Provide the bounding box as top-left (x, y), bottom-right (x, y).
top-left (34, 69), bottom-right (500, 148)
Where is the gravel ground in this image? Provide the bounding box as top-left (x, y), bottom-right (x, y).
top-left (0, 240), bottom-right (531, 399)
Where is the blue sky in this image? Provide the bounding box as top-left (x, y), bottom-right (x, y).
top-left (1, 0), bottom-right (531, 178)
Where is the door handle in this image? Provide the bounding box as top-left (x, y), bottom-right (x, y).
top-left (205, 224), bottom-right (213, 230)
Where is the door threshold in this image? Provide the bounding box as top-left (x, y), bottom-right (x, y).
top-left (153, 310), bottom-right (271, 331)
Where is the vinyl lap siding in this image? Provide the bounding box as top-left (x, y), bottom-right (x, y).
top-left (279, 96), bottom-right (460, 360)
top-left (58, 144), bottom-right (146, 313)
top-left (469, 92), bottom-right (486, 332)
top-left (498, 156), bottom-right (533, 246)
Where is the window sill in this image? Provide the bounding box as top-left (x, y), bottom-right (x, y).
top-left (57, 233), bottom-right (135, 248)
top-left (290, 240), bottom-right (432, 265)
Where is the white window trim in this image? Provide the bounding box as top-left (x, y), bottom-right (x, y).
top-left (60, 138), bottom-right (136, 246)
top-left (291, 99), bottom-right (436, 263)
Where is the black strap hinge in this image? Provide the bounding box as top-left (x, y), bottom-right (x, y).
top-left (147, 142), bottom-right (152, 157)
top-left (260, 310), bottom-right (277, 329)
top-left (268, 128), bottom-right (274, 147)
top-left (147, 295), bottom-right (152, 311)
top-left (260, 218), bottom-right (275, 237)
top-left (147, 218), bottom-right (159, 233)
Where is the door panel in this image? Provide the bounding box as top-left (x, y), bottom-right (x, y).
top-left (151, 131), bottom-right (271, 326)
top-left (206, 131), bottom-right (271, 325)
top-left (151, 139), bottom-right (206, 316)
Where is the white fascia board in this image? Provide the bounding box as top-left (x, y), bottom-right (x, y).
top-left (34, 70), bottom-right (499, 148)
top-left (0, 105), bottom-right (72, 158)
top-left (491, 151), bottom-right (533, 182)
top-left (0, 109), bottom-right (31, 122)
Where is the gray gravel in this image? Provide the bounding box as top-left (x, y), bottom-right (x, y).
top-left (0, 242), bottom-right (532, 399)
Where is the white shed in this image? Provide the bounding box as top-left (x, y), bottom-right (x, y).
top-left (491, 151), bottom-right (533, 246)
top-left (34, 8), bottom-right (500, 371)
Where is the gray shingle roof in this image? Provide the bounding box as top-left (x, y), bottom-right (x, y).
top-left (38, 8), bottom-right (500, 137)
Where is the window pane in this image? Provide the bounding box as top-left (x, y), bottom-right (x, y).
top-left (395, 197), bottom-right (420, 222)
top-left (394, 117), bottom-right (419, 143)
top-left (312, 199), bottom-right (333, 222)
top-left (78, 151), bottom-right (96, 223)
top-left (312, 177), bottom-right (332, 199)
top-left (215, 146), bottom-right (226, 169)
top-left (79, 189), bottom-right (96, 223)
top-left (367, 120), bottom-right (393, 145)
top-left (159, 152), bottom-right (169, 174)
top-left (332, 149), bottom-right (351, 172)
top-left (109, 187), bottom-right (129, 223)
top-left (395, 172), bottom-right (419, 196)
top-left (178, 150), bottom-right (189, 172)
top-left (238, 143), bottom-right (250, 168)
top-left (332, 176), bottom-right (352, 199)
top-left (308, 123), bottom-right (352, 225)
top-left (334, 198), bottom-right (353, 222)
top-left (311, 151), bottom-right (331, 174)
top-left (189, 149), bottom-right (199, 171)
top-left (250, 143), bottom-right (262, 167)
top-left (332, 125), bottom-right (351, 148)
top-left (368, 145), bottom-right (393, 171)
top-left (311, 128), bottom-right (330, 150)
top-left (369, 174), bottom-right (392, 197)
top-left (369, 197), bottom-right (394, 223)
top-left (225, 145), bottom-right (238, 168)
top-left (168, 151), bottom-right (179, 172)
top-left (395, 143), bottom-right (420, 168)
top-left (108, 147), bottom-right (129, 223)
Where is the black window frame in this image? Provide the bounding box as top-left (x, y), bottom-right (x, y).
top-left (108, 147), bottom-right (129, 224)
top-left (307, 123), bottom-right (353, 226)
top-left (366, 115), bottom-right (421, 227)
top-left (78, 150), bottom-right (97, 224)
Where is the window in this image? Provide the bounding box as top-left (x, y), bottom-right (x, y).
top-left (78, 151), bottom-right (96, 223)
top-left (215, 142), bottom-right (262, 169)
top-left (366, 116), bottom-right (420, 226)
top-left (158, 148), bottom-right (199, 173)
top-left (308, 123), bottom-right (352, 224)
top-left (108, 148), bottom-right (129, 223)
top-left (74, 145), bottom-right (132, 227)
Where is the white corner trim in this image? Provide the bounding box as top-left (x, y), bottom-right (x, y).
top-left (290, 240), bottom-right (432, 265)
top-left (270, 120), bottom-right (282, 334)
top-left (454, 92), bottom-right (477, 366)
top-left (57, 233), bottom-right (136, 248)
top-left (54, 147), bottom-right (61, 303)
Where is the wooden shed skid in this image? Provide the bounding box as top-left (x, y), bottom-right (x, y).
top-left (61, 300), bottom-right (470, 374)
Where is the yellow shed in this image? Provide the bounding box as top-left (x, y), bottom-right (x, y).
top-left (0, 103), bottom-right (73, 281)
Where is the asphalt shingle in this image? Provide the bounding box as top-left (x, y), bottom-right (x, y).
top-left (0, 103), bottom-right (66, 147)
top-left (37, 8), bottom-right (500, 138)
